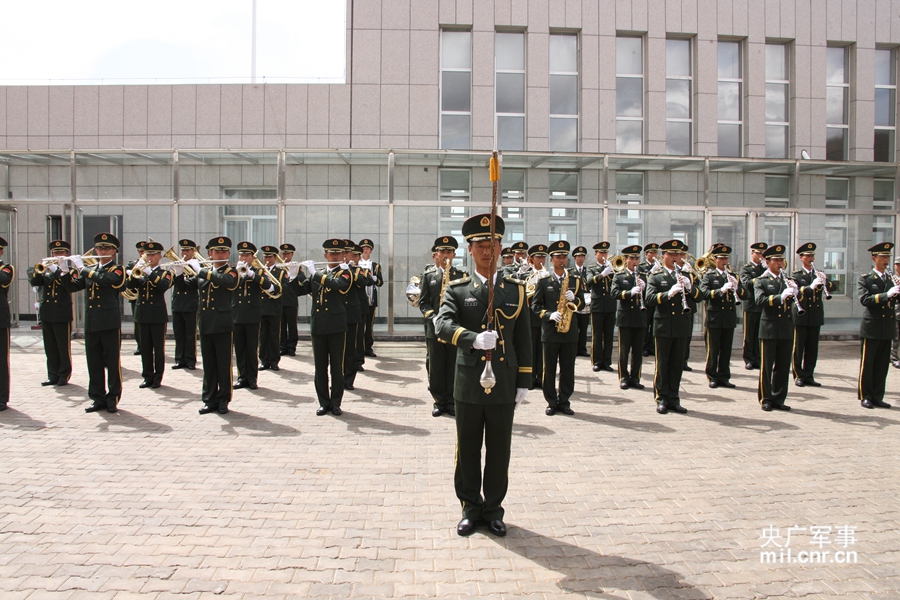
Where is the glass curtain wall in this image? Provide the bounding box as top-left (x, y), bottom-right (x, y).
top-left (440, 30), bottom-right (472, 150)
top-left (666, 39), bottom-right (693, 155)
top-left (718, 40), bottom-right (743, 157)
top-left (549, 34), bottom-right (578, 152)
top-left (616, 36), bottom-right (644, 153)
top-left (496, 32), bottom-right (526, 151)
top-left (874, 48), bottom-right (897, 163)
top-left (765, 43), bottom-right (790, 159)
top-left (826, 46), bottom-right (850, 161)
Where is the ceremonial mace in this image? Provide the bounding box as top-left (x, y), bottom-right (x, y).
top-left (479, 151), bottom-right (500, 393)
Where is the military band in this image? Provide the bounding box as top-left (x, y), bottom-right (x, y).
top-left (755, 245), bottom-right (796, 412)
top-left (359, 239), bottom-right (383, 359)
top-left (526, 244), bottom-right (548, 390)
top-left (0, 237), bottom-right (14, 410)
top-left (700, 245), bottom-right (743, 389)
top-left (571, 246), bottom-right (591, 357)
top-left (609, 245), bottom-right (647, 390)
top-left (127, 241), bottom-right (173, 389)
top-left (258, 246), bottom-right (286, 372)
top-left (171, 240), bottom-right (200, 370)
top-left (893, 256), bottom-right (900, 370)
top-left (791, 243), bottom-right (833, 387)
top-left (857, 242), bottom-right (898, 409)
top-left (740, 242), bottom-right (768, 370)
top-left (639, 243), bottom-right (660, 357)
top-left (588, 241), bottom-right (616, 373)
top-left (32, 240), bottom-right (74, 389)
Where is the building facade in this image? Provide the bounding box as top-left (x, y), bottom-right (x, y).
top-left (1, 0), bottom-right (899, 333)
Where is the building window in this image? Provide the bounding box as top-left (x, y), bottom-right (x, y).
top-left (874, 48), bottom-right (896, 162)
top-left (826, 46), bottom-right (850, 161)
top-left (223, 189), bottom-right (278, 245)
top-left (765, 44), bottom-right (790, 158)
top-left (616, 36), bottom-right (643, 154)
top-left (549, 33), bottom-right (578, 152)
top-left (718, 41), bottom-right (742, 157)
top-left (548, 171), bottom-right (577, 241)
top-left (764, 175), bottom-right (790, 208)
top-left (440, 30), bottom-right (472, 150)
top-left (873, 179), bottom-right (895, 244)
top-left (439, 169), bottom-right (470, 221)
top-left (501, 169), bottom-right (525, 242)
top-left (615, 172), bottom-right (644, 246)
top-left (824, 178), bottom-right (849, 294)
top-left (496, 32), bottom-right (526, 151)
top-left (666, 39), bottom-right (692, 156)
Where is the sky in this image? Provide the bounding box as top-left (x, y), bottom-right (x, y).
top-left (0, 0), bottom-right (346, 85)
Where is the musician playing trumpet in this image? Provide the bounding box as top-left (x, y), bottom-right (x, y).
top-left (610, 245), bottom-right (648, 391)
top-left (170, 239), bottom-right (201, 370)
top-left (32, 240), bottom-right (76, 388)
top-left (587, 241), bottom-right (616, 373)
top-left (126, 241), bottom-right (173, 389)
top-left (531, 240), bottom-right (585, 416)
top-left (700, 245), bottom-right (745, 389)
top-left (791, 243), bottom-right (834, 388)
top-left (754, 245), bottom-right (796, 412)
top-left (857, 242), bottom-right (899, 409)
top-left (233, 241), bottom-right (281, 391)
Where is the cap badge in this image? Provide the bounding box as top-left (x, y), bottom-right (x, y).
top-left (101, 234), bottom-right (107, 240)
top-left (218, 238), bottom-right (224, 244)
top-left (442, 237), bottom-right (448, 243)
top-left (480, 216), bottom-right (490, 227)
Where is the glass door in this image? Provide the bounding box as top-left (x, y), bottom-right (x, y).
top-left (0, 207), bottom-right (18, 327)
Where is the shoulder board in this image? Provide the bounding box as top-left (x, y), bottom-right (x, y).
top-left (791, 269), bottom-right (803, 277)
top-left (424, 265), bottom-right (437, 274)
top-left (503, 274), bottom-right (524, 285)
top-left (449, 276), bottom-right (471, 287)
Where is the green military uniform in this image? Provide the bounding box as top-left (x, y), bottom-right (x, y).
top-left (0, 238), bottom-right (14, 408)
top-left (258, 246), bottom-right (285, 371)
top-left (126, 240), bottom-right (146, 355)
top-left (350, 244), bottom-right (375, 370)
top-left (531, 240), bottom-right (585, 415)
top-left (434, 213), bottom-right (532, 532)
top-left (526, 243), bottom-right (548, 389)
top-left (127, 242), bottom-right (173, 388)
top-left (638, 243), bottom-right (660, 356)
top-left (740, 242), bottom-right (768, 369)
top-left (791, 243), bottom-right (834, 386)
top-left (340, 240), bottom-right (364, 391)
top-left (359, 239), bottom-right (384, 359)
top-left (754, 245), bottom-right (795, 411)
top-left (232, 241), bottom-right (275, 390)
top-left (587, 241), bottom-right (616, 371)
top-left (69, 233), bottom-right (126, 413)
top-left (571, 246), bottom-right (591, 356)
top-left (171, 240), bottom-right (200, 370)
top-left (186, 236), bottom-right (240, 414)
top-left (609, 245), bottom-right (647, 390)
top-left (892, 257), bottom-right (900, 368)
top-left (645, 240), bottom-right (698, 414)
top-left (857, 242), bottom-right (898, 409)
top-left (32, 240), bottom-right (75, 388)
top-left (699, 249), bottom-right (745, 388)
top-left (297, 240), bottom-right (353, 415)
top-left (278, 243), bottom-right (304, 357)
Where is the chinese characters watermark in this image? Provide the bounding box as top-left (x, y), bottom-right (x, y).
top-left (759, 525), bottom-right (858, 564)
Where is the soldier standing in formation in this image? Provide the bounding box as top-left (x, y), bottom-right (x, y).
top-left (740, 242), bottom-right (768, 370)
top-left (435, 213), bottom-right (532, 538)
top-left (675, 249), bottom-right (703, 371)
top-left (70, 233), bottom-right (126, 413)
top-left (510, 241), bottom-right (529, 270)
top-left (298, 240), bottom-right (352, 416)
top-left (571, 245), bottom-right (591, 357)
top-left (359, 239), bottom-right (383, 359)
top-left (500, 247), bottom-right (514, 268)
top-left (700, 245), bottom-right (743, 389)
top-left (33, 240), bottom-right (75, 388)
top-left (755, 244), bottom-right (796, 412)
top-left (892, 256), bottom-right (900, 370)
top-left (350, 244), bottom-right (375, 374)
top-left (531, 240), bottom-right (585, 416)
top-left (126, 241), bottom-right (146, 356)
top-left (233, 242), bottom-right (274, 390)
top-left (526, 244), bottom-right (548, 390)
top-left (187, 237), bottom-right (239, 414)
top-left (0, 237), bottom-right (14, 410)
top-left (278, 243), bottom-right (303, 357)
top-left (791, 243), bottom-right (833, 387)
top-left (127, 241), bottom-right (172, 389)
top-left (419, 236), bottom-right (466, 417)
top-left (258, 246), bottom-right (286, 372)
top-left (639, 243), bottom-right (660, 357)
top-left (857, 242), bottom-right (898, 409)
top-left (588, 241), bottom-right (616, 373)
top-left (610, 245), bottom-right (647, 390)
top-left (645, 240), bottom-right (693, 415)
top-left (170, 240), bottom-right (199, 370)
top-left (340, 240), bottom-right (364, 391)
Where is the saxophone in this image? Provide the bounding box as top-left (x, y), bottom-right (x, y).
top-left (439, 258), bottom-right (451, 306)
top-left (556, 271), bottom-right (578, 333)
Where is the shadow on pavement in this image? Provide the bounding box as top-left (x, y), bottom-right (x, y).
top-left (684, 409), bottom-right (800, 433)
top-left (512, 421), bottom-right (557, 438)
top-left (570, 411), bottom-right (677, 434)
top-left (0, 407), bottom-right (48, 430)
top-left (344, 387), bottom-right (427, 407)
top-left (218, 410), bottom-right (301, 437)
top-left (95, 409), bottom-right (174, 433)
top-left (360, 368), bottom-right (423, 386)
top-left (789, 407), bottom-right (900, 429)
top-left (494, 527), bottom-right (706, 599)
top-left (339, 411), bottom-right (430, 436)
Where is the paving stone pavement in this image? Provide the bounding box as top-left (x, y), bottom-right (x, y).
top-left (1, 333), bottom-right (899, 600)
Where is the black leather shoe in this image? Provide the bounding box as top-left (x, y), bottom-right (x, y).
top-left (592, 364), bottom-right (601, 372)
top-left (233, 380), bottom-right (247, 390)
top-left (365, 350), bottom-right (377, 358)
top-left (602, 365), bottom-right (615, 372)
top-left (280, 350), bottom-right (288, 356)
top-left (682, 365), bottom-right (693, 372)
top-left (57, 379), bottom-right (68, 386)
top-left (356, 365), bottom-right (364, 372)
top-left (218, 405), bottom-right (228, 414)
top-left (85, 404), bottom-right (104, 413)
top-left (774, 404), bottom-right (791, 411)
top-left (133, 349), bottom-right (142, 355)
top-left (172, 363), bottom-right (185, 370)
top-left (151, 381), bottom-right (161, 389)
top-left (488, 520), bottom-right (507, 537)
top-left (432, 407), bottom-right (443, 417)
top-left (560, 407), bottom-right (575, 415)
top-left (332, 407), bottom-right (342, 416)
top-left (656, 403), bottom-right (668, 414)
top-left (0, 404), bottom-right (6, 411)
top-left (545, 407), bottom-right (556, 416)
top-left (270, 365), bottom-right (280, 372)
top-left (761, 403), bottom-right (773, 411)
top-left (186, 365), bottom-right (196, 371)
top-left (576, 351), bottom-right (590, 357)
top-left (345, 384), bottom-right (355, 391)
top-left (794, 378), bottom-right (805, 387)
top-left (670, 404), bottom-right (688, 414)
top-left (41, 379), bottom-right (56, 386)
top-left (873, 400), bottom-right (892, 409)
top-left (199, 406), bottom-right (216, 414)
top-left (643, 350), bottom-right (652, 357)
top-left (457, 518), bottom-right (477, 536)
top-left (248, 382), bottom-right (258, 390)
top-left (806, 379), bottom-right (821, 387)
top-left (620, 379), bottom-right (630, 390)
top-left (708, 381), bottom-right (718, 388)
top-left (745, 362), bottom-right (754, 370)
top-left (630, 381), bottom-right (645, 390)
top-left (259, 364), bottom-right (270, 371)
top-left (316, 407), bottom-right (329, 416)
top-left (720, 381), bottom-right (736, 388)
top-left (139, 380), bottom-right (151, 388)
top-left (861, 399), bottom-right (875, 409)
top-left (107, 405), bottom-right (117, 413)
top-left (446, 408), bottom-right (455, 417)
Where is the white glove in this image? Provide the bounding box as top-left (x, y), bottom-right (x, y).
top-left (301, 260), bottom-right (316, 273)
top-left (667, 283), bottom-right (684, 298)
top-left (339, 262), bottom-right (350, 270)
top-left (681, 276), bottom-right (692, 291)
top-left (288, 264), bottom-right (300, 280)
top-left (47, 263), bottom-right (59, 273)
top-left (549, 311), bottom-right (563, 323)
top-left (564, 289), bottom-right (575, 302)
top-left (601, 266), bottom-right (614, 277)
top-left (630, 286), bottom-right (641, 296)
top-left (70, 255), bottom-right (84, 270)
top-left (473, 330), bottom-right (499, 350)
top-left (515, 388), bottom-right (528, 408)
top-left (582, 296), bottom-right (591, 308)
top-left (780, 288), bottom-right (794, 302)
top-left (810, 278), bottom-right (823, 289)
top-left (431, 315), bottom-right (437, 326)
top-left (56, 257), bottom-right (69, 271)
top-left (173, 263), bottom-right (184, 276)
top-left (236, 260), bottom-right (247, 271)
top-left (246, 268), bottom-right (256, 280)
top-left (267, 284), bottom-right (276, 293)
top-left (358, 259), bottom-right (372, 269)
top-left (142, 266), bottom-right (152, 276)
top-left (34, 301), bottom-right (40, 310)
top-left (187, 258), bottom-right (201, 272)
top-left (887, 285), bottom-right (900, 298)
top-left (720, 281), bottom-right (734, 293)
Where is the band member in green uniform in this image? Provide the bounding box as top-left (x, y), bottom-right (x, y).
top-left (610, 245), bottom-right (647, 390)
top-left (525, 244), bottom-right (548, 389)
top-left (532, 240), bottom-right (585, 415)
top-left (278, 243), bottom-right (304, 357)
top-left (500, 247), bottom-right (514, 269)
top-left (359, 239), bottom-right (383, 359)
top-left (675, 247), bottom-right (704, 371)
top-left (258, 246), bottom-right (285, 372)
top-left (510, 241), bottom-right (529, 273)
top-left (340, 240), bottom-right (364, 391)
top-left (298, 239), bottom-right (353, 415)
top-left (126, 241), bottom-right (146, 355)
top-left (186, 236), bottom-right (240, 414)
top-left (170, 239), bottom-right (199, 370)
top-left (571, 245), bottom-right (591, 357)
top-left (32, 240), bottom-right (75, 388)
top-left (419, 236), bottom-right (466, 417)
top-left (435, 213), bottom-right (532, 538)
top-left (857, 242), bottom-right (898, 409)
top-left (740, 242), bottom-right (768, 370)
top-left (0, 237), bottom-right (14, 409)
top-left (645, 240), bottom-right (694, 414)
top-left (700, 245), bottom-right (744, 388)
top-left (350, 244), bottom-right (376, 373)
top-left (791, 243), bottom-right (834, 387)
top-left (893, 256), bottom-right (900, 369)
top-left (755, 244), bottom-right (796, 412)
top-left (69, 233), bottom-right (126, 413)
top-left (639, 242), bottom-right (660, 357)
top-left (233, 241), bottom-right (278, 390)
top-left (127, 241), bottom-right (172, 389)
top-left (588, 241), bottom-right (616, 372)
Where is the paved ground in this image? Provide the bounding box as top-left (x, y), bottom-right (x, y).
top-left (1, 332), bottom-right (899, 600)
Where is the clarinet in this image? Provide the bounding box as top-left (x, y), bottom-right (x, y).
top-left (810, 262), bottom-right (832, 300)
top-left (674, 265), bottom-right (692, 314)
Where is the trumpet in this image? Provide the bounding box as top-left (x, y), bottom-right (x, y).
top-left (610, 254), bottom-right (627, 272)
top-left (128, 257), bottom-right (148, 280)
top-left (525, 265), bottom-right (551, 297)
top-left (694, 251), bottom-right (714, 273)
top-left (33, 257), bottom-right (64, 275)
top-left (810, 262), bottom-right (832, 300)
